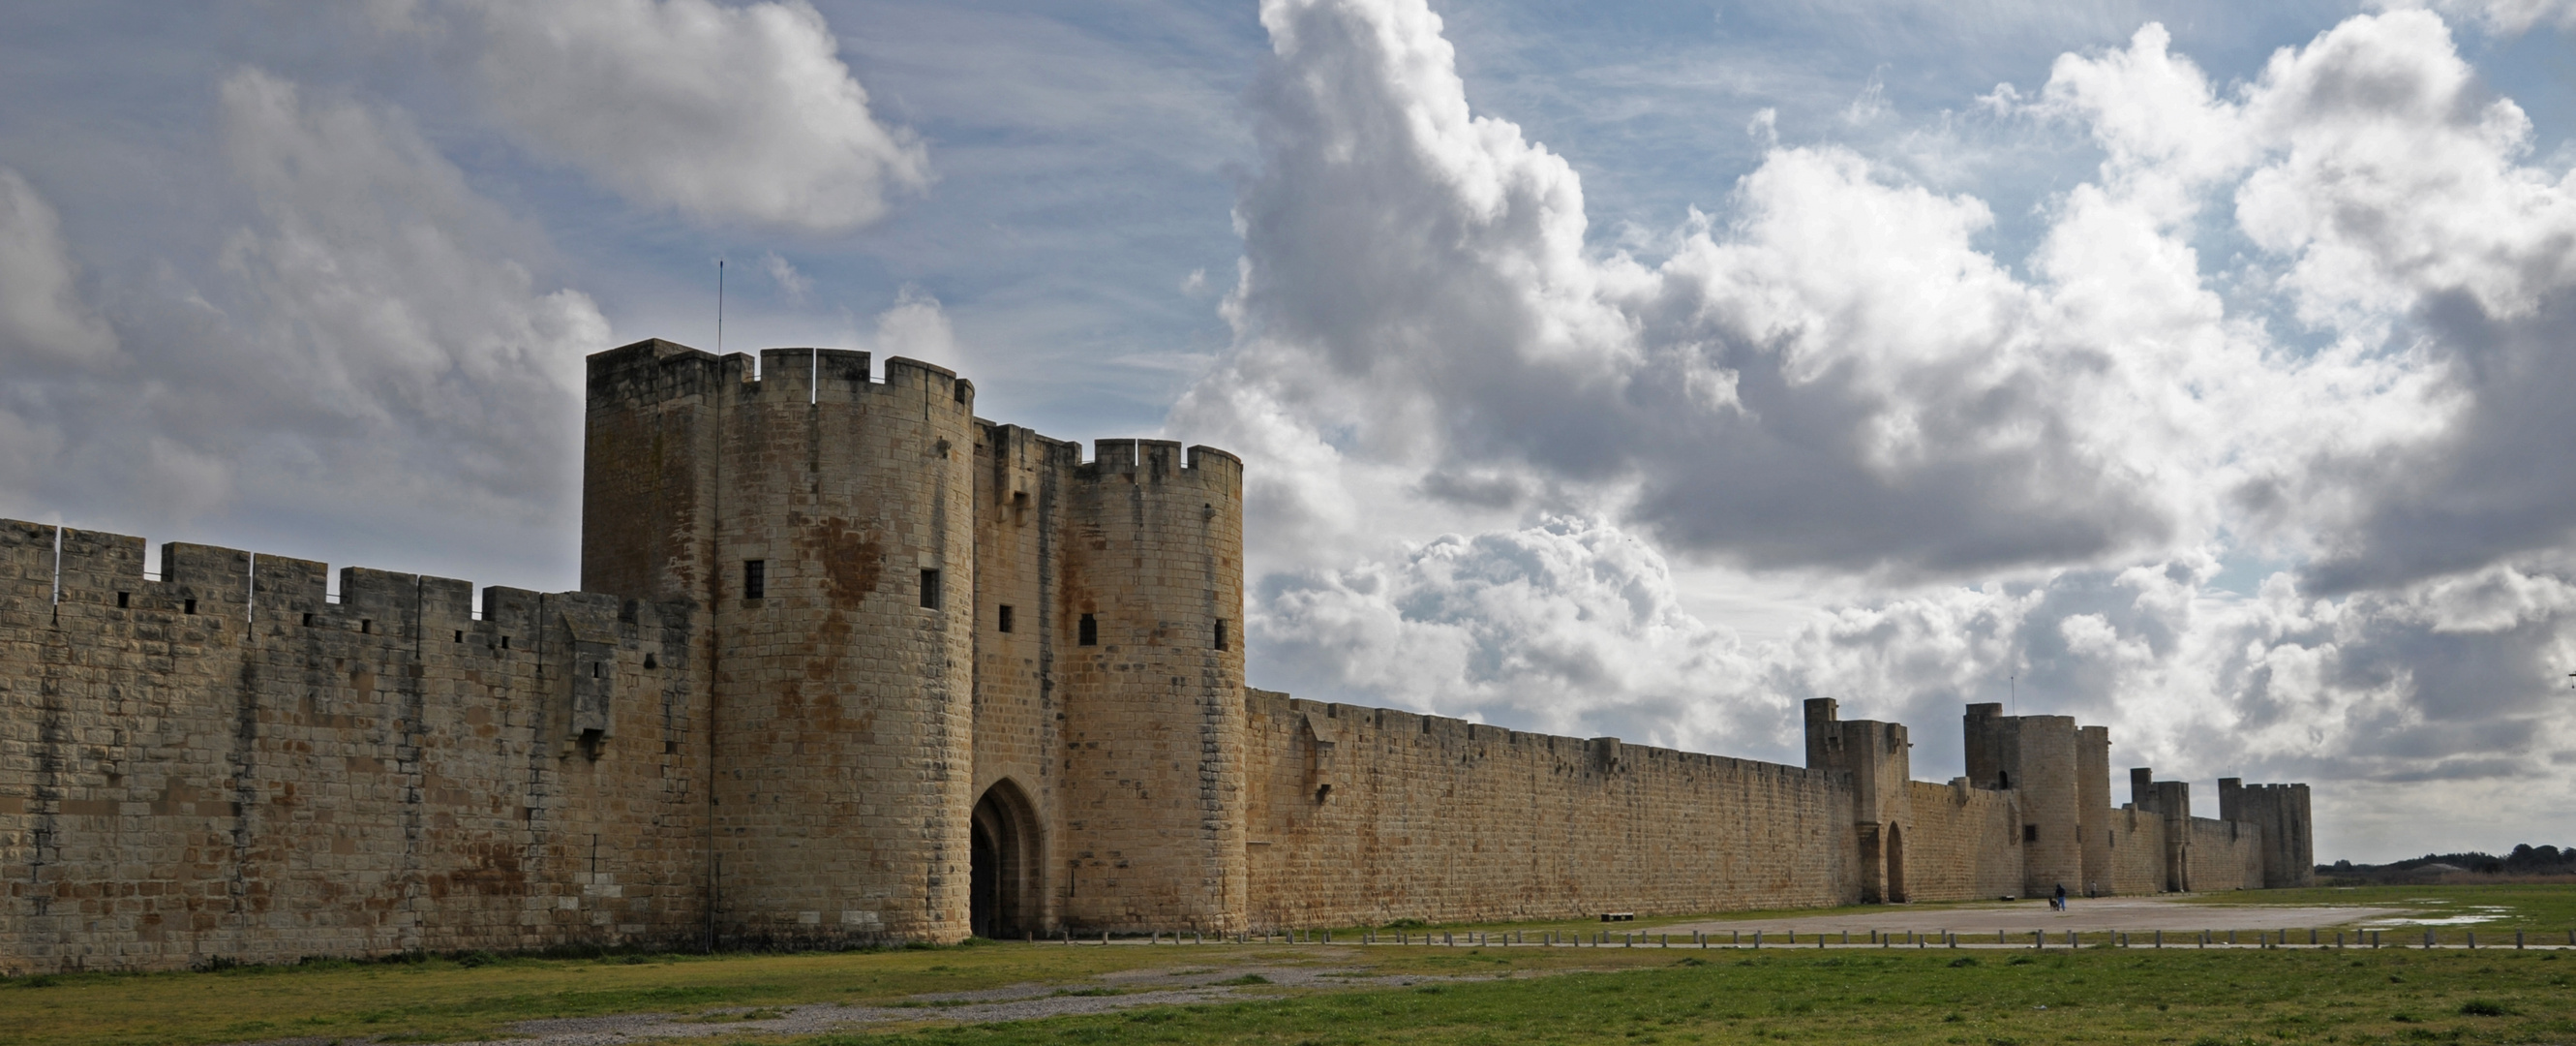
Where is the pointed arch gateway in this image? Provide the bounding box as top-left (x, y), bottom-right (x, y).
top-left (970, 780), bottom-right (1042, 939)
top-left (1885, 821), bottom-right (1907, 903)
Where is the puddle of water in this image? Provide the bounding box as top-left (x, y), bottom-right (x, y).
top-left (2356, 915), bottom-right (2500, 927)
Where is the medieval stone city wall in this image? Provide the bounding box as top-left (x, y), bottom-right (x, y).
top-left (1240, 692), bottom-right (1859, 929)
top-left (1895, 780), bottom-right (2022, 901)
top-left (2186, 816), bottom-right (2265, 892)
top-left (0, 338), bottom-right (2320, 972)
top-left (2102, 807), bottom-right (2175, 895)
top-left (0, 520), bottom-right (709, 973)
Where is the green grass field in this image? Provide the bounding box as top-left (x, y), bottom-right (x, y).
top-left (863, 948), bottom-right (2576, 1046)
top-left (0, 884), bottom-right (2567, 1046)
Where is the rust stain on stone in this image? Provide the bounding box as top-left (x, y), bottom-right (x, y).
top-left (796, 517), bottom-right (883, 610)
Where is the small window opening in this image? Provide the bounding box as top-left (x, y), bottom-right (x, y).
top-left (1078, 613), bottom-right (1098, 646)
top-left (453, 630), bottom-right (464, 643)
top-left (302, 612), bottom-right (313, 627)
top-left (360, 619), bottom-right (372, 634)
top-left (1315, 784), bottom-right (1332, 804)
top-left (997, 604), bottom-right (1015, 633)
top-left (1997, 771), bottom-right (2012, 789)
top-left (116, 592), bottom-right (129, 609)
top-left (2022, 824), bottom-right (2040, 843)
top-left (742, 559), bottom-right (766, 600)
top-left (919, 569), bottom-right (941, 609)
top-left (1214, 619), bottom-right (1228, 651)
top-left (500, 635), bottom-right (511, 650)
top-left (643, 653), bottom-right (657, 669)
top-left (663, 740), bottom-right (679, 754)
top-left (184, 599), bottom-right (197, 615)
top-left (1011, 490), bottom-right (1030, 523)
top-left (591, 662), bottom-right (602, 678)
top-left (578, 728), bottom-right (605, 761)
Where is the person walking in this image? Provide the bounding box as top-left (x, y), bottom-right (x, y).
top-left (2052, 883), bottom-right (2067, 911)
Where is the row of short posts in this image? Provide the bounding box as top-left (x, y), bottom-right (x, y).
top-left (1052, 926), bottom-right (2576, 948)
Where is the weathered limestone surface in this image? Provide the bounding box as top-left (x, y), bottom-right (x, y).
top-left (0, 337), bottom-right (2318, 971)
top-left (0, 521), bottom-right (709, 972)
top-left (1896, 780), bottom-right (2021, 900)
top-left (1243, 693), bottom-right (1855, 928)
top-left (1056, 441), bottom-right (1247, 934)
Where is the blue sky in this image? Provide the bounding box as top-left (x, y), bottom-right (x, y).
top-left (3, 0), bottom-right (2574, 861)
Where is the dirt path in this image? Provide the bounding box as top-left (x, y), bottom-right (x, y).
top-left (234, 961), bottom-right (1489, 1046)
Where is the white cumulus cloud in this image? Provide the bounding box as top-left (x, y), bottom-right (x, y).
top-left (443, 0), bottom-right (930, 231)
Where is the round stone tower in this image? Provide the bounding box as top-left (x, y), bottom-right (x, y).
top-left (1054, 439), bottom-right (1247, 933)
top-left (584, 341), bottom-right (979, 944)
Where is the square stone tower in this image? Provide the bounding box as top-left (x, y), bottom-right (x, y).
top-left (1805, 698), bottom-right (1914, 903)
top-left (1962, 704), bottom-right (2101, 898)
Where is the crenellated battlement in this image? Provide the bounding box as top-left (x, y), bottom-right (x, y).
top-left (1075, 438), bottom-right (1241, 489)
top-left (588, 339), bottom-right (975, 415)
top-left (3, 518), bottom-right (690, 651)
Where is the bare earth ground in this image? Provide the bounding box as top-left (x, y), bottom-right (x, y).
top-left (238, 963), bottom-right (1497, 1046)
top-left (1659, 895), bottom-right (2416, 937)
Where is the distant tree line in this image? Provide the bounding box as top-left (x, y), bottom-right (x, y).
top-left (2319, 844), bottom-right (2576, 882)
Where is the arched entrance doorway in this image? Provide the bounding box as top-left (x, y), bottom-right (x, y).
top-left (1885, 822), bottom-right (1907, 903)
top-left (970, 781), bottom-right (1040, 939)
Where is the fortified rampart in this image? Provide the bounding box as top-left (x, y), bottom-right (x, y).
top-left (1242, 692), bottom-right (1854, 929)
top-left (0, 338), bottom-right (2314, 972)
